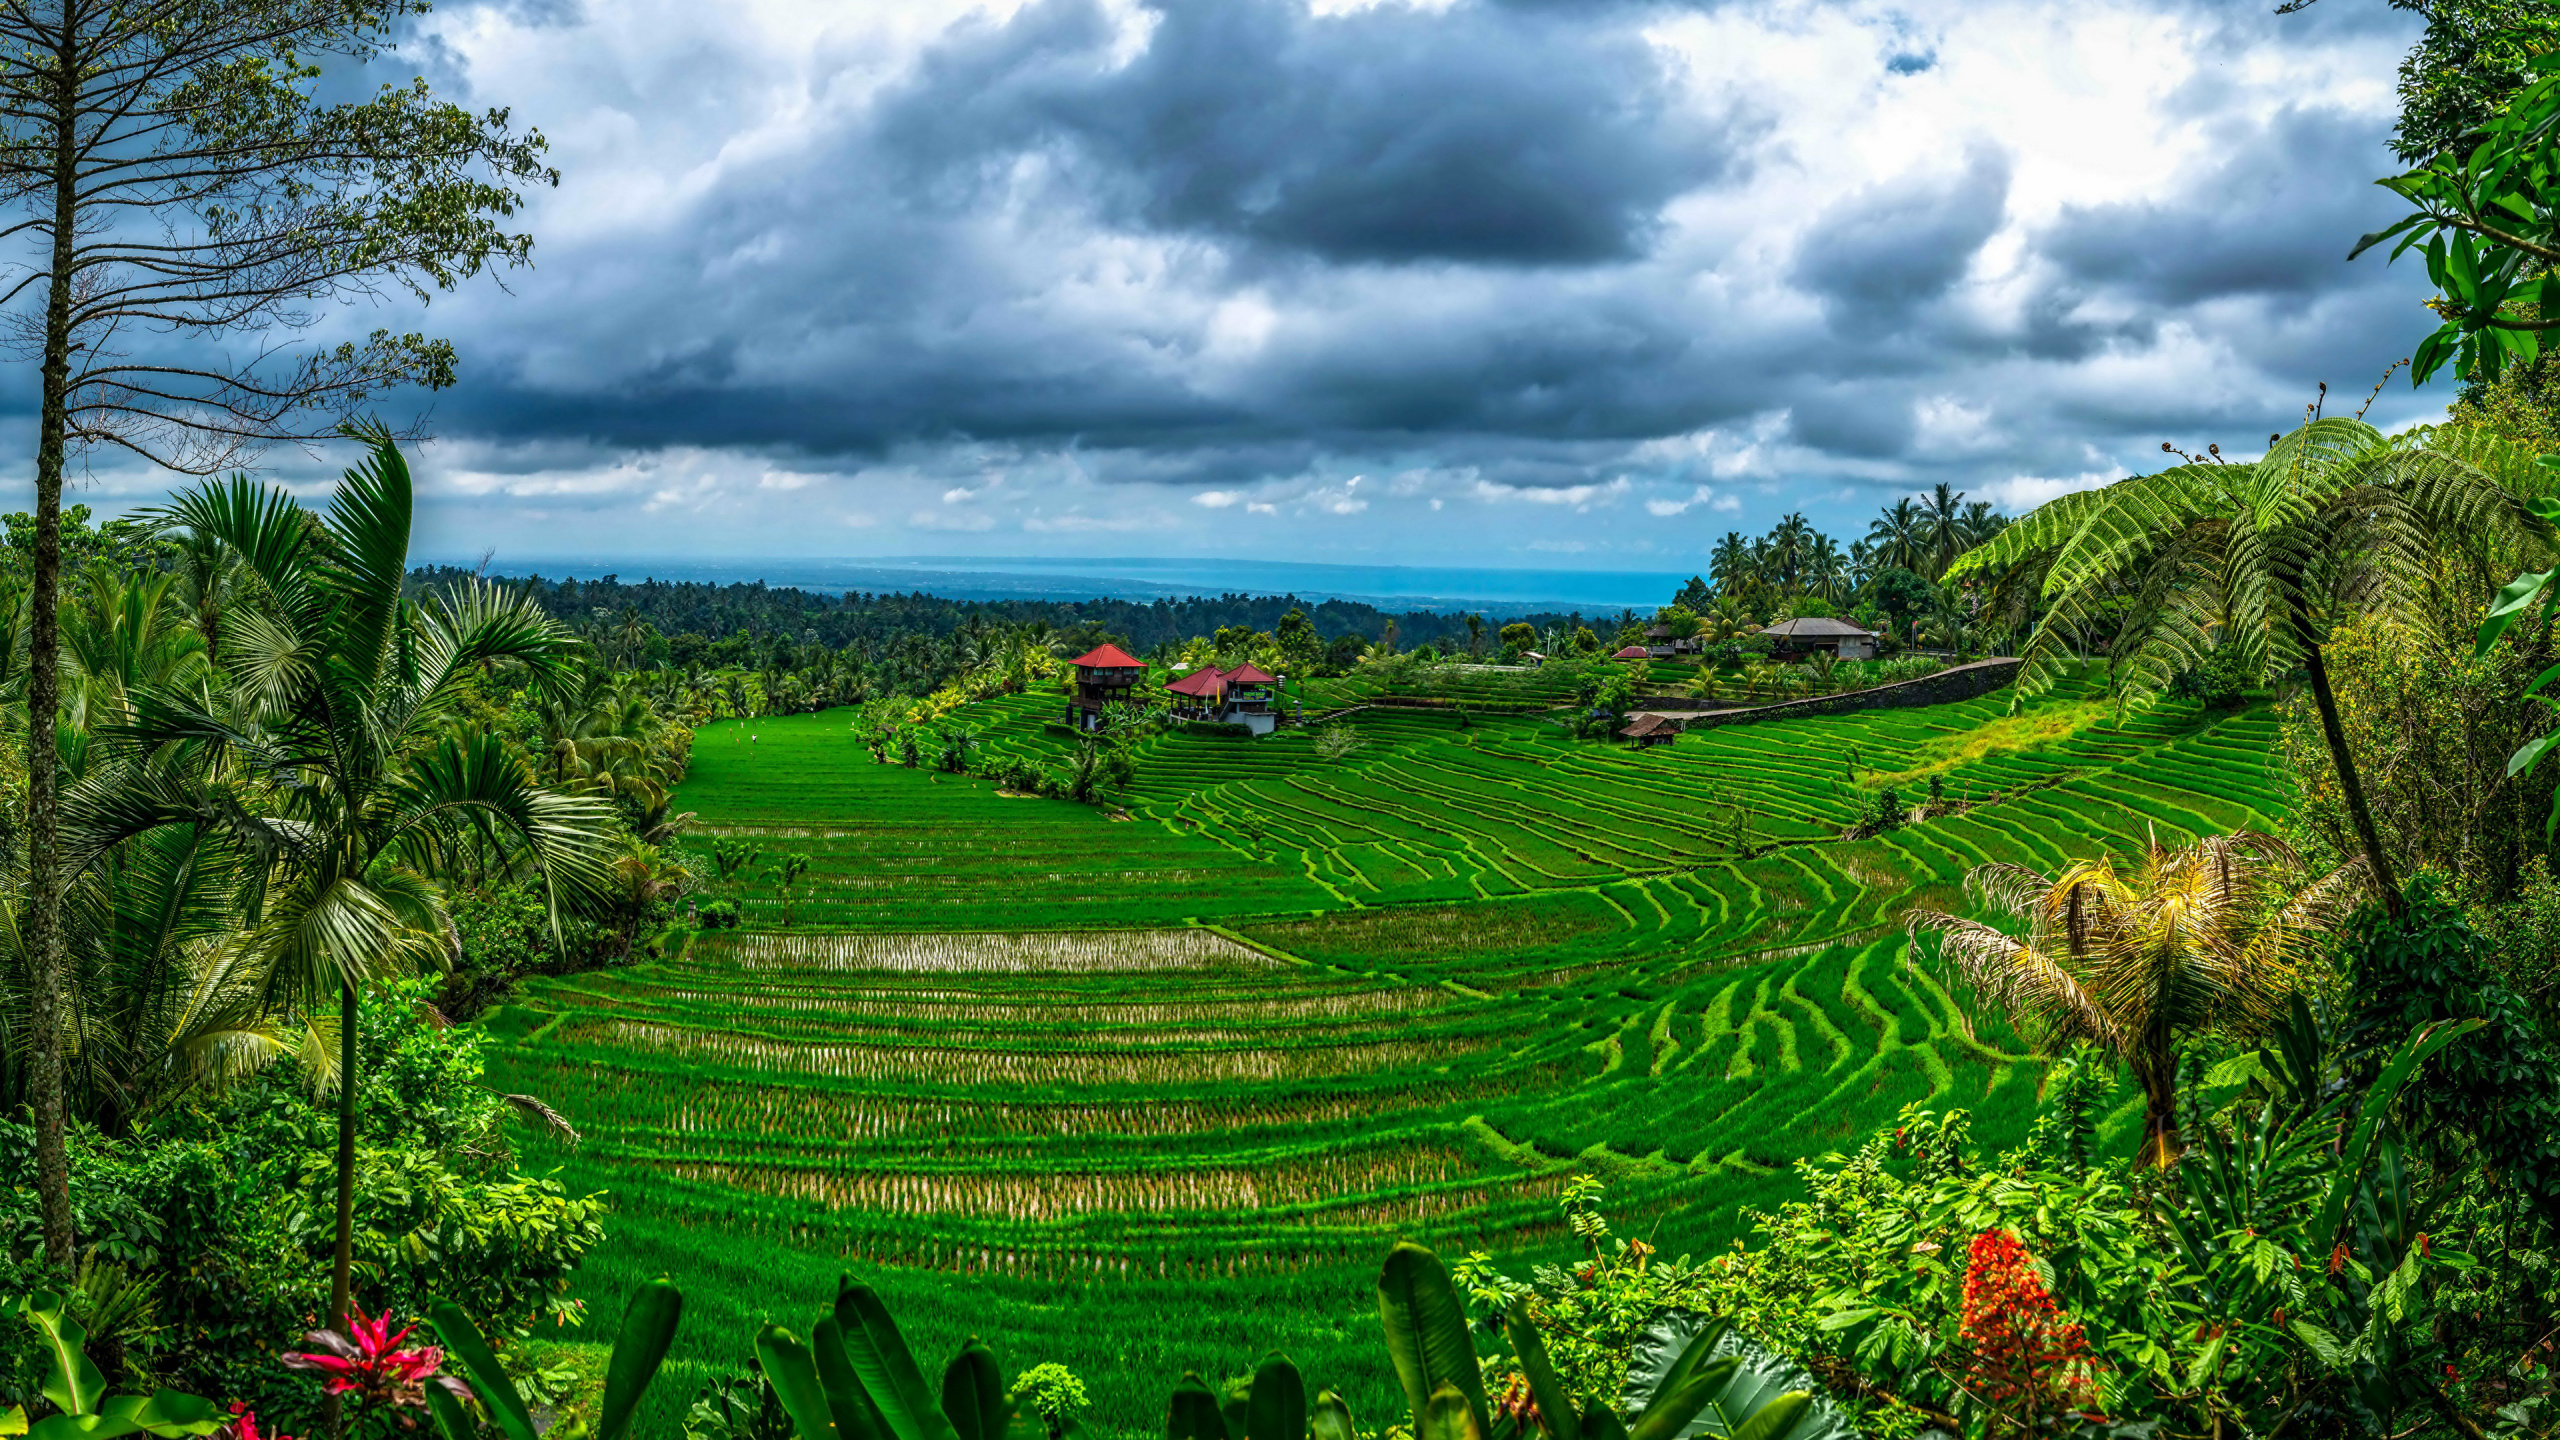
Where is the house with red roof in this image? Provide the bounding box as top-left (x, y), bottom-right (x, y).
top-left (1610, 644), bottom-right (1651, 661)
top-left (1064, 643), bottom-right (1146, 731)
top-left (1165, 661), bottom-right (1281, 735)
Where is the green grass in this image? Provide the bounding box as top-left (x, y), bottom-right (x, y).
top-left (483, 675), bottom-right (2290, 1436)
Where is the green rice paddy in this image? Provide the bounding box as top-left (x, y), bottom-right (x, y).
top-left (482, 675), bottom-right (2293, 1433)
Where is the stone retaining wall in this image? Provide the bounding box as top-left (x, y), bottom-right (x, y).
top-left (1671, 657), bottom-right (2021, 730)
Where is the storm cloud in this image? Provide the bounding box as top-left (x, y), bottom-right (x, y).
top-left (875, 0), bottom-right (1738, 265)
top-left (24, 0), bottom-right (2444, 568)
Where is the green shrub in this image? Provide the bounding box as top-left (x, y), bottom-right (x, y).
top-left (2167, 644), bottom-right (2251, 707)
top-left (0, 983), bottom-right (604, 1431)
top-left (2346, 880), bottom-right (2560, 1231)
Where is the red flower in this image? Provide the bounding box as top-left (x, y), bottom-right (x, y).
top-left (282, 1306), bottom-right (472, 1415)
top-left (1958, 1229), bottom-right (2101, 1434)
top-left (221, 1402), bottom-right (297, 1440)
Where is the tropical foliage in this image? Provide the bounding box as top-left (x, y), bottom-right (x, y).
top-left (1908, 832), bottom-right (2367, 1166)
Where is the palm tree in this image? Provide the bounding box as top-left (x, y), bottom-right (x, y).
top-left (0, 566), bottom-right (311, 1139)
top-left (96, 429), bottom-right (616, 1338)
top-left (1847, 539), bottom-right (1879, 591)
top-left (1908, 832), bottom-right (2365, 1167)
top-left (1958, 500), bottom-right (2008, 549)
top-left (1766, 513), bottom-right (1812, 592)
top-left (1949, 418), bottom-right (2548, 910)
top-left (1921, 482), bottom-right (1967, 578)
top-left (59, 564), bottom-right (208, 737)
top-left (169, 530), bottom-right (242, 672)
top-left (1709, 532), bottom-right (1754, 596)
top-left (1802, 535), bottom-right (1849, 601)
top-left (535, 667), bottom-right (681, 809)
top-left (1868, 499), bottom-right (1925, 573)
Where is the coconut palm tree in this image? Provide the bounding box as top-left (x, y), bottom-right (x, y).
top-left (1921, 482), bottom-right (1967, 578)
top-left (89, 427), bottom-right (616, 1337)
top-left (1958, 499), bottom-right (2008, 549)
top-left (1907, 831), bottom-right (2366, 1167)
top-left (1766, 513), bottom-right (1813, 592)
top-left (1948, 418), bottom-right (2550, 909)
top-left (1868, 499), bottom-right (1926, 573)
top-left (1709, 532), bottom-right (1755, 596)
top-left (1847, 538), bottom-right (1879, 591)
top-left (1802, 534), bottom-right (1849, 601)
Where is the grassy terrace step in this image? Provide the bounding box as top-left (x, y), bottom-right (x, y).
top-left (499, 676), bottom-right (2295, 1438)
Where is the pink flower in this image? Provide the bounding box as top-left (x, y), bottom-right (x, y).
top-left (282, 1306), bottom-right (472, 1414)
top-left (222, 1402), bottom-right (297, 1440)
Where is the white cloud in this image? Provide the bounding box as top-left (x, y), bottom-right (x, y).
top-left (1645, 484), bottom-right (1720, 517)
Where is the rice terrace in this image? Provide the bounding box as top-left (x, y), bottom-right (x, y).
top-left (485, 669), bottom-right (2295, 1430)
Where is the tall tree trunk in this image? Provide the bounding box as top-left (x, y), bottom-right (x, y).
top-left (2296, 623), bottom-right (2403, 915)
top-left (22, 16), bottom-right (82, 1272)
top-left (330, 979), bottom-right (359, 1328)
top-left (325, 979), bottom-right (358, 1439)
top-left (2136, 1049), bottom-right (2180, 1170)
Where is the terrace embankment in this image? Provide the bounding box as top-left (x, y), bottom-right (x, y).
top-left (1640, 656), bottom-right (2022, 724)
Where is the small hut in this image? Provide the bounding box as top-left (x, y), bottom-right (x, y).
top-left (1610, 644), bottom-right (1651, 661)
top-left (1760, 616), bottom-right (1880, 661)
top-left (1643, 623), bottom-right (1701, 657)
top-left (1620, 713), bottom-right (1681, 747)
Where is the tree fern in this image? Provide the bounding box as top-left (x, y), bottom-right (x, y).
top-left (1949, 417), bottom-right (2551, 904)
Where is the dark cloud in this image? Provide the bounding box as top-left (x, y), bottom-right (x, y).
top-left (1786, 387), bottom-right (1917, 458)
top-left (282, 0), bottom-right (2456, 560)
top-left (1790, 147), bottom-right (2010, 325)
top-left (877, 0), bottom-right (1741, 265)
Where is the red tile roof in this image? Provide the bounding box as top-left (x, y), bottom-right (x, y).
top-left (1223, 662), bottom-right (1276, 684)
top-left (1611, 645), bottom-right (1650, 659)
top-left (1164, 667), bottom-right (1226, 697)
top-left (1068, 643), bottom-right (1144, 669)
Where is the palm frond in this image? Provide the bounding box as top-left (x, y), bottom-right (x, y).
top-left (501, 1092), bottom-right (582, 1147)
top-left (1909, 912), bottom-right (2122, 1050)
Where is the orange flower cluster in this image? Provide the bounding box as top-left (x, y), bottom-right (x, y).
top-left (1958, 1229), bottom-right (2100, 1430)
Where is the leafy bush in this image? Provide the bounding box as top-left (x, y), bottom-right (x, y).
top-left (448, 885), bottom-right (646, 1015)
top-left (2166, 644), bottom-right (2251, 707)
top-left (2345, 880), bottom-right (2560, 1230)
top-left (0, 984), bottom-right (604, 1432)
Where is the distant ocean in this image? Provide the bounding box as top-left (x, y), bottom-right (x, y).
top-left (451, 554), bottom-right (1699, 617)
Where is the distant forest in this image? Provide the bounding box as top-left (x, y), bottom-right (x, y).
top-left (409, 565), bottom-right (1598, 658)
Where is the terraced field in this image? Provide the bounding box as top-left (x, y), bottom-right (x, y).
top-left (484, 675), bottom-right (2294, 1431)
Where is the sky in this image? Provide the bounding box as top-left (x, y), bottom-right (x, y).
top-left (12, 0), bottom-right (2443, 578)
